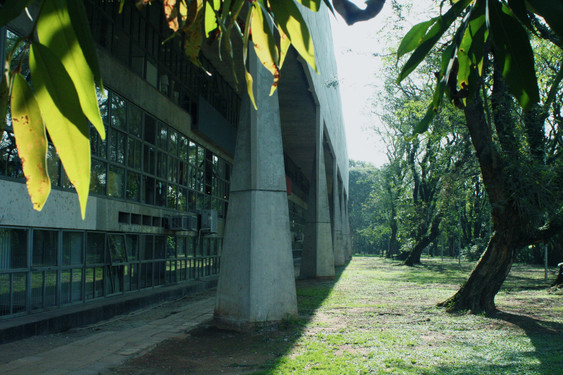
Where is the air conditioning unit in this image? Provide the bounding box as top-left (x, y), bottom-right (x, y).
top-left (168, 214), bottom-right (198, 231)
top-left (200, 209), bottom-right (218, 233)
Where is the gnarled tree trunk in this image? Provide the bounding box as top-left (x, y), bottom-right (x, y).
top-left (439, 221), bottom-right (521, 312)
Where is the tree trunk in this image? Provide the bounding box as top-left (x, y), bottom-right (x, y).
top-left (386, 219), bottom-right (398, 258)
top-left (439, 81), bottom-right (525, 313)
top-left (404, 214), bottom-right (442, 266)
top-left (438, 227), bottom-right (519, 313)
top-left (552, 263), bottom-right (563, 287)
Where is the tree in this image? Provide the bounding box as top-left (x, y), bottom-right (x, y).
top-left (396, 0), bottom-right (563, 312)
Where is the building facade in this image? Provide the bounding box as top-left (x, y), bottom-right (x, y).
top-left (0, 0), bottom-right (351, 327)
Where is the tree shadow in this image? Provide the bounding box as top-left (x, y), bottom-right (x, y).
top-left (109, 263), bottom-right (349, 375)
top-left (491, 311), bottom-right (563, 373)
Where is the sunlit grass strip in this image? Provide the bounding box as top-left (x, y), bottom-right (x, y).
top-left (257, 257), bottom-right (562, 375)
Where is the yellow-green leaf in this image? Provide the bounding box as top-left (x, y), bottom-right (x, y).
top-left (11, 73), bottom-right (51, 211)
top-left (251, 4), bottom-right (280, 95)
top-left (66, 0), bottom-right (104, 92)
top-left (269, 0), bottom-right (317, 73)
top-left (204, 0), bottom-right (220, 37)
top-left (278, 28), bottom-right (291, 71)
top-left (37, 0), bottom-right (105, 140)
top-left (245, 70), bottom-right (257, 110)
top-left (30, 42), bottom-right (91, 219)
top-left (295, 0), bottom-right (321, 12)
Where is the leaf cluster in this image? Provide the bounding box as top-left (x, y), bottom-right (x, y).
top-left (397, 0), bottom-right (563, 135)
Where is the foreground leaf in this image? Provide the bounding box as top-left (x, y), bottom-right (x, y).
top-left (488, 1), bottom-right (539, 110)
top-left (30, 42), bottom-right (90, 219)
top-left (397, 18), bottom-right (437, 60)
top-left (67, 0), bottom-right (104, 92)
top-left (397, 0), bottom-right (472, 83)
top-left (295, 0), bottom-right (321, 12)
top-left (251, 3), bottom-right (280, 95)
top-left (205, 0), bottom-right (220, 37)
top-left (38, 0), bottom-right (105, 140)
top-left (270, 0), bottom-right (318, 72)
top-left (11, 73), bottom-right (51, 211)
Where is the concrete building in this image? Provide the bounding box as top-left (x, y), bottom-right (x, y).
top-left (0, 0), bottom-right (351, 331)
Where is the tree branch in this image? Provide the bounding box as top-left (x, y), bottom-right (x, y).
top-left (333, 0), bottom-right (386, 25)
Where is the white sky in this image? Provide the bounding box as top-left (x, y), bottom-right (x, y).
top-left (330, 1), bottom-right (434, 167)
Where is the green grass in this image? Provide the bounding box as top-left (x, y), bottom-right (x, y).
top-left (252, 257), bottom-right (563, 375)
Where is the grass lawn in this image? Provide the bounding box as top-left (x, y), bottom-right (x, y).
top-left (112, 256), bottom-right (563, 375)
top-left (264, 257), bottom-right (562, 374)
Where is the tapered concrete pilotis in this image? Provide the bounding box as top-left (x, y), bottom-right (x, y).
top-left (214, 51), bottom-right (297, 331)
top-left (301, 122), bottom-right (335, 279)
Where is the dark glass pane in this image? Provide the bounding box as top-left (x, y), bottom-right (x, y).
top-left (0, 274), bottom-right (10, 316)
top-left (108, 235), bottom-right (126, 262)
top-left (128, 137), bottom-right (142, 170)
top-left (156, 180), bottom-right (166, 207)
top-left (144, 115), bottom-right (156, 144)
top-left (157, 151), bottom-right (167, 178)
top-left (12, 272), bottom-right (26, 313)
top-left (168, 129), bottom-right (178, 155)
top-left (167, 184), bottom-right (177, 209)
top-left (111, 93), bottom-right (127, 130)
top-left (155, 236), bottom-right (166, 259)
top-left (166, 236), bottom-right (176, 258)
top-left (144, 176), bottom-right (155, 204)
top-left (63, 232), bottom-right (83, 266)
top-left (168, 157), bottom-right (177, 183)
top-left (143, 145), bottom-right (155, 175)
top-left (128, 104), bottom-right (143, 138)
top-left (108, 166), bottom-right (125, 198)
top-left (126, 235), bottom-right (138, 261)
top-left (90, 159), bottom-right (107, 195)
top-left (86, 232), bottom-right (105, 264)
top-left (157, 123), bottom-right (167, 150)
top-left (45, 270), bottom-right (57, 307)
top-left (126, 171), bottom-right (141, 201)
top-left (32, 230), bottom-right (58, 267)
top-left (178, 187), bottom-right (187, 211)
top-left (141, 235), bottom-right (153, 260)
top-left (0, 228), bottom-right (27, 269)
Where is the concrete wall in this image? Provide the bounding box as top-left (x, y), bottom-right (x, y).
top-left (301, 5), bottom-right (349, 193)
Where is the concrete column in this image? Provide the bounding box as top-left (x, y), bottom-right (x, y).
top-left (214, 51), bottom-right (297, 331)
top-left (300, 123), bottom-right (335, 279)
top-left (332, 168), bottom-right (345, 266)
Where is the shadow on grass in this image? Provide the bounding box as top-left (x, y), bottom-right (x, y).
top-left (493, 312), bottom-right (563, 373)
top-left (419, 313), bottom-right (563, 375)
top-left (401, 259), bottom-right (474, 286)
top-left (249, 263), bottom-right (349, 374)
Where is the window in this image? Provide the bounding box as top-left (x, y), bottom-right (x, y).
top-left (63, 232), bottom-right (83, 266)
top-left (0, 228), bottom-right (27, 270)
top-left (32, 230), bottom-right (58, 267)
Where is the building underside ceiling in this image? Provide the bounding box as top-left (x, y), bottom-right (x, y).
top-left (278, 48), bottom-right (317, 185)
